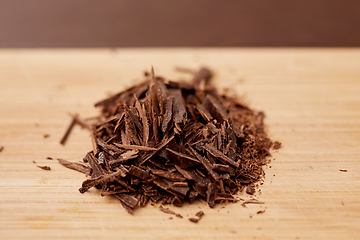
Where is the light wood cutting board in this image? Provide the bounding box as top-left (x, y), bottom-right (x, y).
top-left (0, 48), bottom-right (359, 240)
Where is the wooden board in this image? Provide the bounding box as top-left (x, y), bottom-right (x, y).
top-left (0, 48), bottom-right (359, 240)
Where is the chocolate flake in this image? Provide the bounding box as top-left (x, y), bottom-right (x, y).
top-left (159, 205), bottom-right (183, 218)
top-left (60, 114), bottom-right (78, 145)
top-left (59, 67), bottom-right (275, 214)
top-left (195, 210), bottom-right (204, 218)
top-left (189, 210), bottom-right (205, 223)
top-left (241, 200), bottom-right (265, 207)
top-left (57, 158), bottom-right (89, 174)
top-left (257, 210), bottom-right (266, 214)
top-left (246, 186), bottom-right (255, 195)
top-left (189, 217), bottom-right (199, 223)
top-left (37, 165), bottom-right (51, 171)
top-left (273, 141), bottom-right (281, 149)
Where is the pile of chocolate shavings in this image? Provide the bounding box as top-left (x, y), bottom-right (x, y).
top-left (59, 67), bottom-right (274, 216)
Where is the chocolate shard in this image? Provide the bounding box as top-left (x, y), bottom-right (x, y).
top-left (192, 67), bottom-right (212, 86)
top-left (128, 166), bottom-right (151, 180)
top-left (123, 105), bottom-right (143, 136)
top-left (203, 144), bottom-right (239, 169)
top-left (138, 135), bottom-right (175, 165)
top-left (212, 164), bottom-right (232, 173)
top-left (206, 183), bottom-right (218, 208)
top-left (153, 177), bottom-right (189, 199)
top-left (84, 152), bottom-right (104, 178)
top-left (149, 168), bottom-right (186, 182)
top-left (189, 217), bottom-right (199, 223)
top-left (203, 94), bottom-right (229, 123)
top-left (60, 114), bottom-right (78, 145)
top-left (166, 147), bottom-right (200, 169)
top-left (189, 146), bottom-right (221, 181)
top-left (57, 158), bottom-right (89, 174)
top-left (119, 200), bottom-right (134, 214)
top-left (115, 194), bottom-right (139, 209)
top-left (246, 186), bottom-right (255, 195)
top-left (159, 205), bottom-right (183, 218)
top-left (78, 169), bottom-right (125, 193)
top-left (161, 96), bottom-right (174, 133)
top-left (195, 210), bottom-right (205, 218)
top-left (169, 89), bottom-right (187, 125)
top-left (175, 165), bottom-right (194, 181)
top-left (124, 107), bottom-right (141, 145)
top-left (37, 165), bottom-right (51, 171)
top-left (113, 143), bottom-right (157, 151)
top-left (196, 102), bottom-right (213, 122)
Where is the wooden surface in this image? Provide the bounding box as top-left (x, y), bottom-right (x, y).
top-left (0, 48), bottom-right (359, 239)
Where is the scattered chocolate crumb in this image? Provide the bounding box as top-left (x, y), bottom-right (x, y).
top-left (44, 134), bottom-right (50, 138)
top-left (0, 146), bottom-right (4, 152)
top-left (241, 200), bottom-right (265, 207)
top-left (188, 210), bottom-right (205, 223)
top-left (257, 210), bottom-right (266, 214)
top-left (169, 217), bottom-right (173, 220)
top-left (195, 210), bottom-right (204, 218)
top-left (339, 169), bottom-right (347, 172)
top-left (159, 205), bottom-right (182, 218)
top-left (37, 165), bottom-right (51, 171)
top-left (33, 161), bottom-right (36, 164)
top-left (246, 186), bottom-right (255, 195)
top-left (46, 157), bottom-right (53, 160)
top-left (189, 217), bottom-right (199, 223)
top-left (273, 141), bottom-right (281, 149)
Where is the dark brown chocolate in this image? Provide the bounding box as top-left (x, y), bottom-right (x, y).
top-left (59, 67), bottom-right (275, 214)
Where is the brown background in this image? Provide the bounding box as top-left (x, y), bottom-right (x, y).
top-left (1, 0), bottom-right (360, 47)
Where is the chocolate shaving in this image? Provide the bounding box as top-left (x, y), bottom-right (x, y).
top-left (159, 205), bottom-right (183, 218)
top-left (246, 186), bottom-right (255, 195)
top-left (59, 67), bottom-right (275, 214)
top-left (241, 200), bottom-right (265, 207)
top-left (273, 141), bottom-right (282, 149)
top-left (195, 210), bottom-right (205, 218)
top-left (57, 158), bottom-right (89, 174)
top-left (37, 165), bottom-right (51, 171)
top-left (203, 144), bottom-right (239, 168)
top-left (60, 114), bottom-right (78, 145)
top-left (189, 210), bottom-right (205, 223)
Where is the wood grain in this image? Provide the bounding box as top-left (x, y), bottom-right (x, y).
top-left (0, 49), bottom-right (359, 239)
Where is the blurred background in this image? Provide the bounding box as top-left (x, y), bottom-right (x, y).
top-left (0, 0), bottom-right (359, 48)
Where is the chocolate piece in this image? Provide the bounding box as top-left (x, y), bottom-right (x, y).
top-left (57, 158), bottom-right (89, 174)
top-left (59, 67), bottom-right (275, 214)
top-left (37, 165), bottom-right (51, 171)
